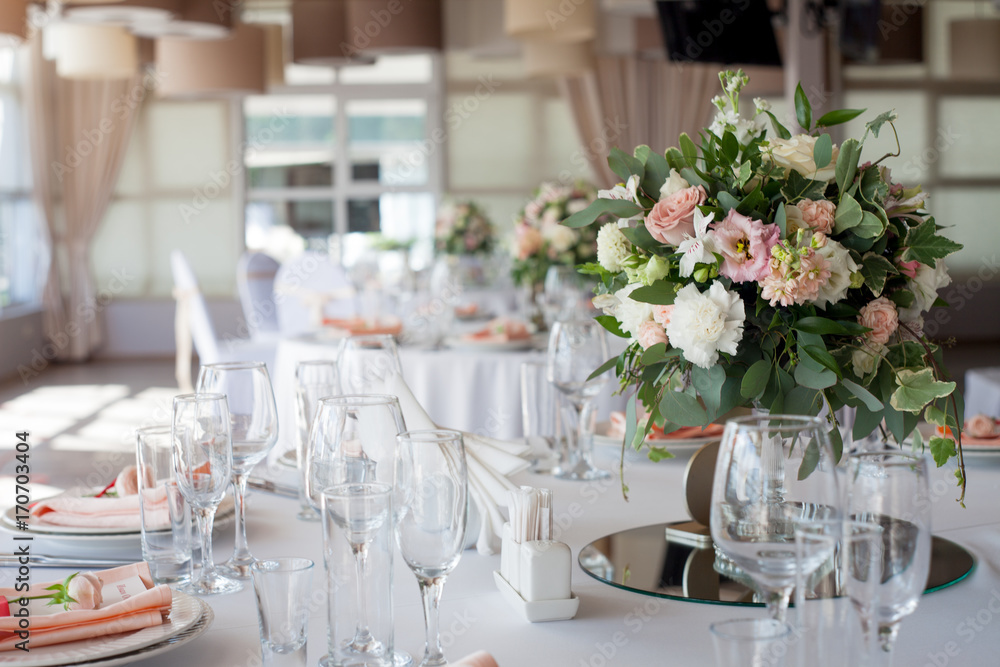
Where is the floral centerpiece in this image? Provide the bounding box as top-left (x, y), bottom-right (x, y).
top-left (436, 200), bottom-right (497, 256)
top-left (511, 181), bottom-right (599, 288)
top-left (566, 71), bottom-right (968, 501)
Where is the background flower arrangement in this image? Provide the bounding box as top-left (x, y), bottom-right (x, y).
top-left (435, 200), bottom-right (497, 256)
top-left (511, 181), bottom-right (600, 288)
top-left (566, 71), bottom-right (969, 500)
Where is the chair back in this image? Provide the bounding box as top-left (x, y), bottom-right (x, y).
top-left (236, 251), bottom-right (280, 338)
top-left (273, 251), bottom-right (355, 336)
top-left (170, 250), bottom-right (220, 364)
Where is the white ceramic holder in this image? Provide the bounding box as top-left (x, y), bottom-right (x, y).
top-left (494, 522), bottom-right (579, 622)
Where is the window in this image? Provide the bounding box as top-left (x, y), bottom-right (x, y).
top-left (0, 47), bottom-right (42, 309)
top-left (243, 54), bottom-right (443, 268)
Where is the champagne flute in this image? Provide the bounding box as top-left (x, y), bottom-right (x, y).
top-left (171, 393), bottom-right (241, 595)
top-left (197, 361), bottom-right (279, 579)
top-left (710, 414), bottom-right (842, 621)
top-left (547, 320), bottom-right (610, 481)
top-left (395, 430), bottom-right (468, 667)
top-left (295, 360), bottom-right (340, 521)
top-left (847, 451), bottom-right (932, 663)
top-left (338, 334), bottom-right (402, 394)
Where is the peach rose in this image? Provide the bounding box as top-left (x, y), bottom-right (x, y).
top-left (796, 199), bottom-right (836, 235)
top-left (67, 572), bottom-right (103, 611)
top-left (652, 304), bottom-right (674, 328)
top-left (858, 296), bottom-right (899, 345)
top-left (515, 224), bottom-right (543, 261)
top-left (644, 185), bottom-right (707, 246)
top-left (967, 414), bottom-right (999, 439)
top-left (637, 321), bottom-right (668, 350)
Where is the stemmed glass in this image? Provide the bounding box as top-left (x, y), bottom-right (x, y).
top-left (539, 265), bottom-right (583, 328)
top-left (394, 430), bottom-right (468, 667)
top-left (171, 393), bottom-right (241, 595)
top-left (546, 320), bottom-right (610, 481)
top-left (197, 361), bottom-right (279, 579)
top-left (338, 334), bottom-right (402, 394)
top-left (710, 414), bottom-right (842, 621)
top-left (846, 451), bottom-right (932, 663)
top-left (294, 360), bottom-right (340, 521)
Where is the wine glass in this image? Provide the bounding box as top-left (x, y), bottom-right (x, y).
top-left (546, 319), bottom-right (611, 481)
top-left (338, 334), bottom-right (402, 393)
top-left (710, 414), bottom-right (843, 621)
top-left (539, 265), bottom-right (583, 328)
top-left (294, 360), bottom-right (340, 521)
top-left (171, 393), bottom-right (241, 595)
top-left (197, 361), bottom-right (279, 579)
top-left (846, 451), bottom-right (932, 662)
top-left (394, 430), bottom-right (468, 667)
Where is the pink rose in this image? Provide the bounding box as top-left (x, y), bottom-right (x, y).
top-left (515, 224), bottom-right (543, 261)
top-left (713, 209), bottom-right (781, 283)
top-left (967, 414), bottom-right (999, 439)
top-left (898, 259), bottom-right (920, 279)
top-left (858, 296), bottom-right (899, 345)
top-left (795, 199), bottom-right (836, 235)
top-left (644, 185), bottom-right (707, 246)
top-left (67, 572), bottom-right (103, 611)
top-left (652, 304), bottom-right (674, 328)
top-left (637, 321), bottom-right (668, 350)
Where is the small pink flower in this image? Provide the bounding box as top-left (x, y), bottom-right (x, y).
top-left (67, 572), bottom-right (103, 611)
top-left (515, 224), bottom-right (543, 261)
top-left (795, 199), bottom-right (836, 235)
top-left (858, 297), bottom-right (899, 345)
top-left (652, 304), bottom-right (674, 328)
top-left (898, 259), bottom-right (920, 279)
top-left (967, 414), bottom-right (999, 439)
top-left (794, 251), bottom-right (832, 303)
top-left (713, 210), bottom-right (781, 283)
top-left (637, 321), bottom-right (668, 350)
top-left (644, 185), bottom-right (707, 246)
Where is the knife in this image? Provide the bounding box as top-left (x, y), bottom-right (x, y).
top-left (0, 554), bottom-right (136, 568)
top-left (247, 478), bottom-right (298, 499)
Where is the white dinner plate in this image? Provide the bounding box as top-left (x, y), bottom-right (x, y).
top-left (0, 590), bottom-right (212, 667)
top-left (960, 442), bottom-right (1000, 456)
top-left (443, 337), bottom-right (535, 352)
top-left (593, 422), bottom-right (722, 452)
top-left (277, 449), bottom-right (297, 469)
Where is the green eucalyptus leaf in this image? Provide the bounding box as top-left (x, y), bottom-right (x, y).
top-left (679, 133), bottom-right (699, 168)
top-left (813, 134), bottom-right (833, 169)
top-left (659, 389), bottom-right (709, 428)
top-left (588, 356), bottom-right (620, 381)
top-left (717, 191), bottom-right (741, 213)
top-left (842, 378), bottom-right (884, 412)
top-left (815, 108), bottom-right (866, 127)
top-left (834, 195), bottom-right (864, 233)
top-left (741, 359), bottom-right (772, 399)
top-left (563, 199), bottom-right (643, 229)
top-left (835, 138), bottom-right (862, 195)
top-left (692, 363), bottom-right (726, 421)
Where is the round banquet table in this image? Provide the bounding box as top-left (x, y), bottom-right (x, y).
top-left (965, 367), bottom-right (1000, 420)
top-left (5, 445), bottom-right (1000, 666)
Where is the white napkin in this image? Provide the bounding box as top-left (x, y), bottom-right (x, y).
top-left (383, 372), bottom-right (530, 554)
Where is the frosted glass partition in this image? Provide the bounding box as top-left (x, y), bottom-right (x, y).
top-left (448, 93), bottom-right (535, 190)
top-left (150, 198), bottom-right (237, 296)
top-left (148, 102), bottom-right (230, 191)
top-left (842, 92), bottom-right (928, 182)
top-left (91, 201), bottom-right (148, 298)
top-left (927, 189), bottom-right (1000, 274)
top-left (939, 98), bottom-right (1000, 178)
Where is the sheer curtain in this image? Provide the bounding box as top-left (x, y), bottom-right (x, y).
top-left (560, 57), bottom-right (719, 189)
top-left (25, 35), bottom-right (141, 361)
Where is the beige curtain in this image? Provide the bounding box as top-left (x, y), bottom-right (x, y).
top-left (560, 57), bottom-right (719, 188)
top-left (24, 35), bottom-right (141, 361)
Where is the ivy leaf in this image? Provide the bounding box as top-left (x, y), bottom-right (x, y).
top-left (900, 218), bottom-right (964, 265)
top-left (647, 446), bottom-right (675, 462)
top-left (836, 138), bottom-right (862, 195)
top-left (659, 389), bottom-right (708, 428)
top-left (815, 108), bottom-right (866, 128)
top-left (890, 289), bottom-right (915, 309)
top-left (860, 253), bottom-right (897, 296)
top-left (929, 436), bottom-right (957, 468)
top-left (794, 83), bottom-right (812, 130)
top-left (741, 359), bottom-right (772, 399)
top-left (865, 110), bottom-right (898, 138)
top-left (563, 199), bottom-right (643, 229)
top-left (890, 368), bottom-right (957, 414)
top-left (737, 161), bottom-right (753, 189)
top-left (813, 134), bottom-right (833, 169)
top-left (782, 170), bottom-right (827, 202)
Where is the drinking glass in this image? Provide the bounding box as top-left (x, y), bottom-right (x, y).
top-left (136, 425), bottom-right (192, 586)
top-left (395, 430), bottom-right (468, 667)
top-left (295, 360), bottom-right (340, 521)
top-left (251, 558), bottom-right (315, 667)
top-left (304, 395), bottom-right (406, 512)
top-left (520, 360), bottom-right (562, 474)
top-left (197, 361), bottom-right (279, 579)
top-left (539, 266), bottom-right (582, 328)
top-left (710, 414), bottom-right (842, 621)
top-left (322, 483), bottom-right (395, 666)
top-left (171, 393), bottom-right (241, 595)
top-left (546, 320), bottom-right (610, 481)
top-left (709, 618), bottom-right (791, 667)
top-left (338, 334), bottom-right (402, 393)
top-left (846, 451), bottom-right (932, 662)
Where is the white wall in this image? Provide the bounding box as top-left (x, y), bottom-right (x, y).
top-left (97, 298), bottom-right (244, 359)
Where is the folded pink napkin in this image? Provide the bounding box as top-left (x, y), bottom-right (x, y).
top-left (29, 487), bottom-right (169, 531)
top-left (0, 562), bottom-right (172, 651)
top-left (460, 318), bottom-right (530, 344)
top-left (449, 651), bottom-right (499, 667)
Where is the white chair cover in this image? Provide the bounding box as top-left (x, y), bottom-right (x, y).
top-left (273, 251), bottom-right (355, 336)
top-left (236, 251), bottom-right (280, 339)
top-left (170, 250), bottom-right (221, 391)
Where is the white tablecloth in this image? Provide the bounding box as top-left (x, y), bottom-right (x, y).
top-left (6, 446), bottom-right (1000, 665)
top-left (965, 367), bottom-right (1000, 419)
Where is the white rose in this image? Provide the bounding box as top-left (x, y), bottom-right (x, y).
top-left (659, 169), bottom-right (691, 199)
top-left (592, 293), bottom-right (620, 315)
top-left (613, 283), bottom-right (653, 339)
top-left (765, 134), bottom-right (840, 183)
top-left (851, 341), bottom-right (886, 378)
top-left (899, 260), bottom-right (952, 322)
top-left (812, 239), bottom-right (859, 309)
top-left (665, 282), bottom-right (745, 369)
top-left (542, 223), bottom-right (578, 254)
top-left (541, 207), bottom-right (561, 226)
top-left (596, 222), bottom-right (630, 272)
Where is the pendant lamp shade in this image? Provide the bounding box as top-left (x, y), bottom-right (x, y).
top-left (522, 39), bottom-right (594, 78)
top-left (0, 0), bottom-right (29, 41)
top-left (950, 19), bottom-right (1000, 80)
top-left (56, 24), bottom-right (139, 79)
top-left (156, 23), bottom-right (266, 98)
top-left (129, 0), bottom-right (234, 40)
top-left (344, 0), bottom-right (442, 54)
top-left (63, 0), bottom-right (178, 24)
top-left (292, 0), bottom-right (376, 66)
top-left (505, 0), bottom-right (596, 43)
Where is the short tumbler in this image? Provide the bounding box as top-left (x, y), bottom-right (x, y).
top-left (251, 558), bottom-right (315, 667)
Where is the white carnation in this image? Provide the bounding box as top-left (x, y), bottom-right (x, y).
top-left (666, 282), bottom-right (745, 369)
top-left (899, 260), bottom-right (951, 322)
top-left (542, 223), bottom-right (578, 254)
top-left (812, 239), bottom-right (859, 309)
top-left (596, 223), bottom-right (630, 272)
top-left (613, 283), bottom-right (653, 339)
top-left (852, 341), bottom-right (886, 378)
top-left (659, 169), bottom-right (691, 199)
